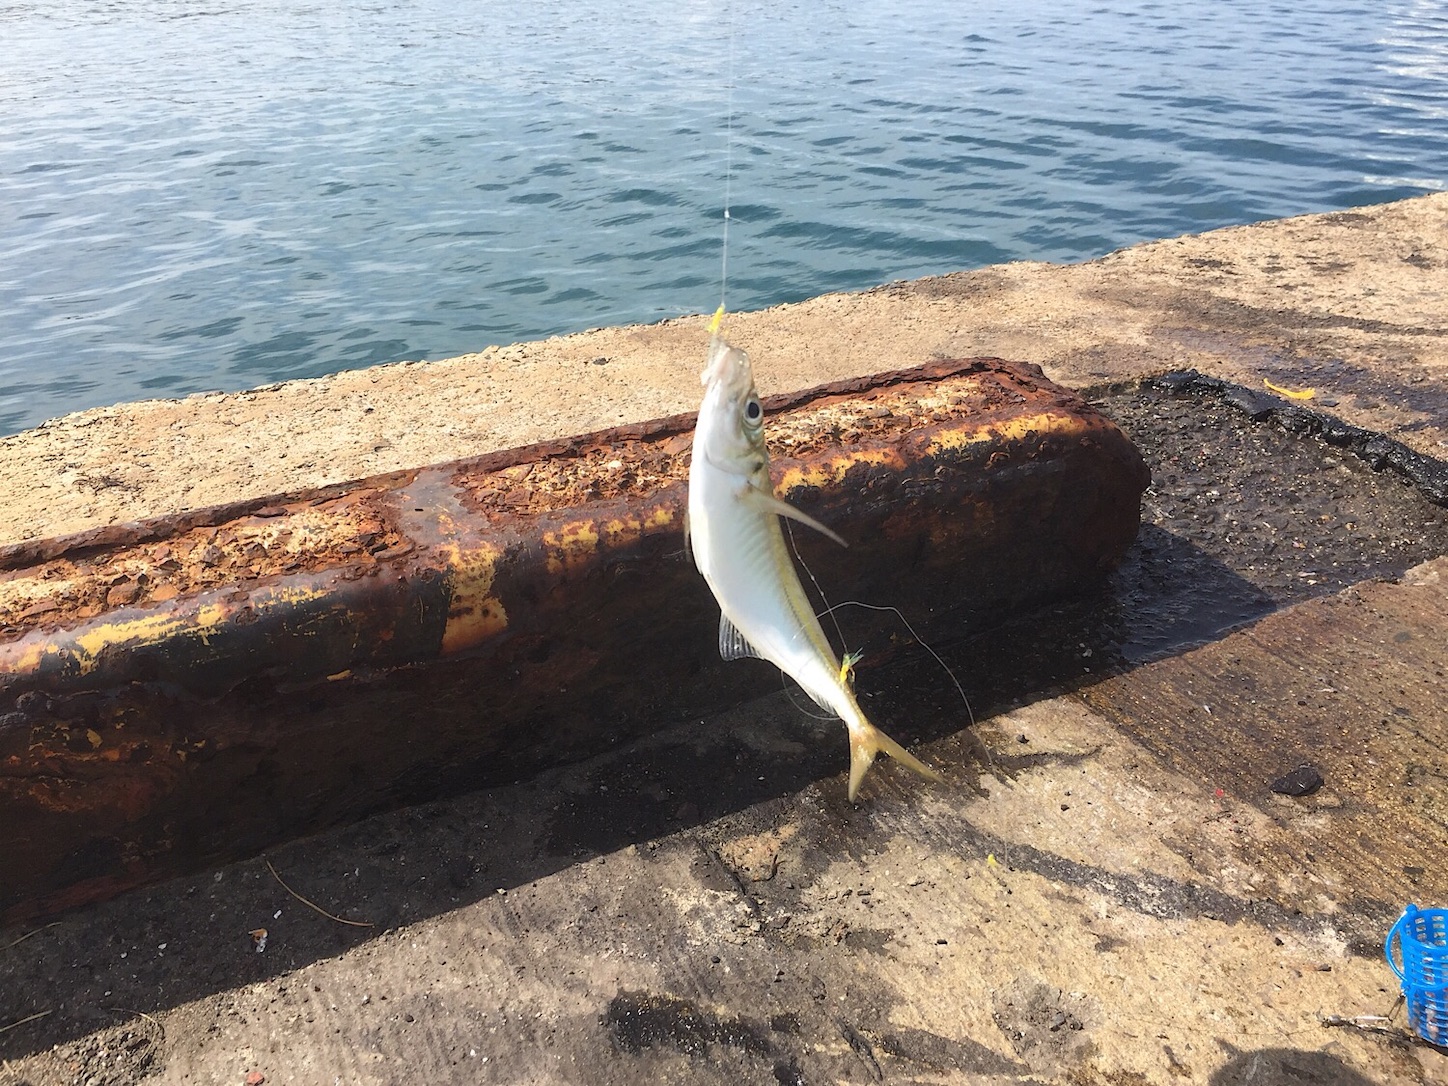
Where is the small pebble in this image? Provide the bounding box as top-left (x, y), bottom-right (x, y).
top-left (1271, 765), bottom-right (1324, 796)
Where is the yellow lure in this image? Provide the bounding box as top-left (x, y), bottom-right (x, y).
top-left (1263, 378), bottom-right (1316, 400)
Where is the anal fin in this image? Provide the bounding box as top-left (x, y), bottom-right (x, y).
top-left (719, 613), bottom-right (764, 662)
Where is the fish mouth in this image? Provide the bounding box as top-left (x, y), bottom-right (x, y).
top-left (701, 334), bottom-right (753, 393)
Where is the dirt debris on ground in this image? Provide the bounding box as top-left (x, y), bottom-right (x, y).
top-left (3, 374), bottom-right (1448, 1082)
top-left (2, 193), bottom-right (1448, 1083)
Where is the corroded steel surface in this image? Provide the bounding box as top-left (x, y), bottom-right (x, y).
top-left (0, 358), bottom-right (1148, 923)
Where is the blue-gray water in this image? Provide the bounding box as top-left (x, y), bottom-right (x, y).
top-left (2, 0), bottom-right (1445, 436)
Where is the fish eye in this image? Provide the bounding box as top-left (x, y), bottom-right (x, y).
top-left (744, 398), bottom-right (762, 424)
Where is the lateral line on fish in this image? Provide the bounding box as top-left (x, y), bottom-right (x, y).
top-left (777, 520), bottom-right (872, 724)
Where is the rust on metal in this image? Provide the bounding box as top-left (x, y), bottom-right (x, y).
top-left (0, 357), bottom-right (1148, 924)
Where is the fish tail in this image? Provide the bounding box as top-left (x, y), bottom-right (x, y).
top-left (846, 715), bottom-right (942, 801)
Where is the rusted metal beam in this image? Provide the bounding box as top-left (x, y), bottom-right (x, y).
top-left (0, 358), bottom-right (1148, 924)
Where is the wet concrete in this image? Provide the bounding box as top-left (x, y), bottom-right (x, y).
top-left (2, 193), bottom-right (1447, 1084)
top-left (2, 368), bottom-right (1447, 1084)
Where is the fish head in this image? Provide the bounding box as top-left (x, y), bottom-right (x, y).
top-left (696, 336), bottom-right (768, 473)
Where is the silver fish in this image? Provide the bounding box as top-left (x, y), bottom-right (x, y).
top-left (687, 335), bottom-right (941, 799)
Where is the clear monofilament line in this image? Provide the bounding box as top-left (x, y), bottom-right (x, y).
top-left (719, 0), bottom-right (735, 315)
top-left (818, 600), bottom-right (977, 730)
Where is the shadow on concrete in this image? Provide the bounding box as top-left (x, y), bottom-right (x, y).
top-left (7, 377), bottom-right (1448, 1058)
top-left (0, 525), bottom-right (1275, 1060)
top-left (1209, 1044), bottom-right (1381, 1085)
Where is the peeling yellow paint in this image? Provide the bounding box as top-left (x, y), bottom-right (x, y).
top-left (777, 448), bottom-right (902, 494)
top-left (543, 520), bottom-right (602, 575)
top-left (926, 411), bottom-right (1086, 457)
top-left (605, 512), bottom-right (664, 548)
top-left (602, 516), bottom-right (639, 538)
top-left (68, 605), bottom-right (234, 674)
top-left (264, 583), bottom-right (332, 607)
top-left (440, 540), bottom-right (508, 655)
top-left (7, 582), bottom-right (335, 679)
top-left (191, 603), bottom-right (229, 648)
top-left (71, 612), bottom-right (195, 674)
top-left (1, 640), bottom-right (47, 676)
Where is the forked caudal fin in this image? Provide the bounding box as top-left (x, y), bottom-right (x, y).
top-left (847, 720), bottom-right (942, 801)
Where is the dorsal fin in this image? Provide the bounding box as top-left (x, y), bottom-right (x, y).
top-left (719, 614), bottom-right (764, 661)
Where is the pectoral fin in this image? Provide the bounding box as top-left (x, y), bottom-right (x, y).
top-left (742, 486), bottom-right (848, 547)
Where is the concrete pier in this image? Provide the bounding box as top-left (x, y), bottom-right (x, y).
top-left (1, 193), bottom-right (1446, 1084)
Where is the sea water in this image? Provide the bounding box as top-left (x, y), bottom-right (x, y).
top-left (1, 0), bottom-right (1444, 434)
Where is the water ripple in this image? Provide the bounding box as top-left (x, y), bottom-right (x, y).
top-left (1, 0), bottom-right (1445, 433)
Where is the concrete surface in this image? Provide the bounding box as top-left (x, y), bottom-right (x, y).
top-left (3, 564), bottom-right (1446, 1084)
top-left (2, 193), bottom-right (1447, 1084)
top-left (1, 194), bottom-right (1443, 547)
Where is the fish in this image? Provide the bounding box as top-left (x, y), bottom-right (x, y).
top-left (686, 333), bottom-right (942, 800)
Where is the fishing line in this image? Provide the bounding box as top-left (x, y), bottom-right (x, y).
top-left (780, 678), bottom-right (839, 724)
top-left (782, 519), bottom-right (851, 663)
top-left (703, 3), bottom-right (735, 339)
top-left (717, 0), bottom-right (737, 316)
top-left (784, 521), bottom-right (976, 729)
top-left (816, 599), bottom-right (976, 730)
top-left (706, 0), bottom-right (741, 325)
